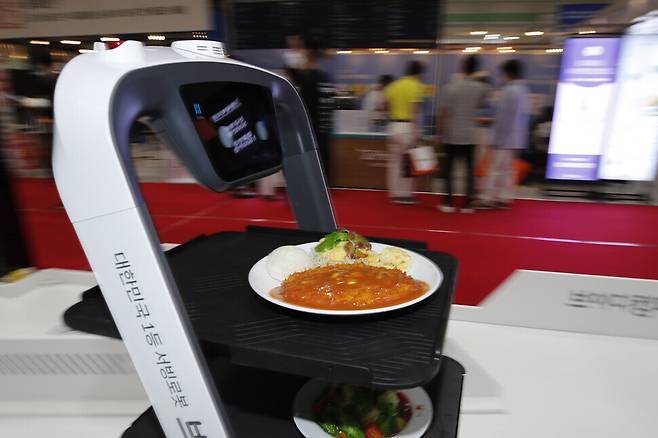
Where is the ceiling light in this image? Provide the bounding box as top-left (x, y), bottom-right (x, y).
top-left (470, 31), bottom-right (488, 35)
top-left (413, 50), bottom-right (430, 54)
top-left (147, 35), bottom-right (166, 41)
top-left (100, 37), bottom-right (120, 42)
top-left (464, 46), bottom-right (481, 51)
top-left (524, 31), bottom-right (544, 36)
top-left (374, 50), bottom-right (389, 54)
top-left (483, 34), bottom-right (501, 40)
top-left (79, 49), bottom-right (94, 53)
top-left (499, 49), bottom-right (516, 53)
top-left (504, 36), bottom-right (520, 40)
top-left (400, 48), bottom-right (417, 52)
top-left (546, 48), bottom-right (564, 53)
top-left (29, 40), bottom-right (50, 45)
top-left (60, 40), bottom-right (81, 45)
top-left (497, 47), bottom-right (513, 50)
top-left (578, 30), bottom-right (597, 35)
top-left (336, 50), bottom-right (352, 54)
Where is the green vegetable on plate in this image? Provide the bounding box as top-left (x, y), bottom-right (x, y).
top-left (315, 230), bottom-right (372, 259)
top-left (313, 384), bottom-right (412, 438)
top-left (315, 230), bottom-right (349, 253)
top-left (319, 421), bottom-right (340, 436)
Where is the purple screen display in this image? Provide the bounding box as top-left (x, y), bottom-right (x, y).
top-left (546, 38), bottom-right (621, 180)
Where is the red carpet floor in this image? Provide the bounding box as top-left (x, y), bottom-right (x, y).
top-left (12, 178), bottom-right (658, 305)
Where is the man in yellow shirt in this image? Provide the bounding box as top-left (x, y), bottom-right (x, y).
top-left (384, 61), bottom-right (425, 204)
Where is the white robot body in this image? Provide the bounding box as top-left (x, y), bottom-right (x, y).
top-left (53, 40), bottom-right (335, 437)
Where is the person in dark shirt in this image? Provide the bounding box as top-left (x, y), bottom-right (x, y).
top-left (298, 48), bottom-right (335, 181)
top-left (0, 138), bottom-right (31, 277)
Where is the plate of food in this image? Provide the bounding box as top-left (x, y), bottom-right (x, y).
top-left (293, 380), bottom-right (433, 438)
top-left (248, 230), bottom-right (442, 315)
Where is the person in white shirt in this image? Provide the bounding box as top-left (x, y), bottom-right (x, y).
top-left (437, 55), bottom-right (489, 213)
top-left (362, 75), bottom-right (393, 130)
top-left (477, 59), bottom-right (530, 209)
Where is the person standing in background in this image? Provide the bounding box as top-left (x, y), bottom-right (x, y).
top-left (298, 46), bottom-right (336, 182)
top-left (384, 61), bottom-right (425, 205)
top-left (0, 65), bottom-right (31, 278)
top-left (283, 35), bottom-right (306, 71)
top-left (436, 55), bottom-right (489, 213)
top-left (476, 60), bottom-right (530, 209)
top-left (362, 74), bottom-right (394, 131)
top-left (257, 67), bottom-right (301, 200)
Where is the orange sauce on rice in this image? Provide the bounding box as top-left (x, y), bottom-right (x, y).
top-left (272, 263), bottom-right (428, 310)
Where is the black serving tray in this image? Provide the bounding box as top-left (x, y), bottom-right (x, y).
top-left (121, 355), bottom-right (465, 438)
top-left (64, 227), bottom-right (458, 389)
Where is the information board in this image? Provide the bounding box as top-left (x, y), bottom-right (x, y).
top-left (599, 16), bottom-right (658, 181)
top-left (545, 37), bottom-right (621, 180)
top-left (0, 0), bottom-right (211, 39)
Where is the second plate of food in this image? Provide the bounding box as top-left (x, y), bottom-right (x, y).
top-left (248, 241), bottom-right (442, 316)
top-left (292, 380), bottom-right (433, 438)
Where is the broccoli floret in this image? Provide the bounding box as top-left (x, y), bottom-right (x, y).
top-left (393, 415), bottom-right (408, 433)
top-left (318, 421), bottom-right (340, 436)
top-left (377, 390), bottom-right (399, 413)
top-left (340, 425), bottom-right (366, 438)
top-left (360, 406), bottom-right (380, 425)
top-left (337, 405), bottom-right (365, 438)
top-left (377, 414), bottom-right (395, 437)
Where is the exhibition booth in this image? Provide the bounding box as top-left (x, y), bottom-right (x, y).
top-left (1, 2), bottom-right (658, 438)
top-left (1, 37), bottom-right (657, 438)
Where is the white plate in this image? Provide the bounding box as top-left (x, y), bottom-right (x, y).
top-left (292, 380), bottom-right (433, 438)
top-left (248, 242), bottom-right (443, 316)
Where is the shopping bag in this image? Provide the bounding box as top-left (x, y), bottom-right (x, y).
top-left (475, 150), bottom-right (531, 183)
top-left (475, 149), bottom-right (491, 177)
top-left (514, 159), bottom-right (531, 184)
top-left (407, 145), bottom-right (438, 176)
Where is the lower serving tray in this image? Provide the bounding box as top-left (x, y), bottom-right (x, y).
top-left (122, 355), bottom-right (465, 438)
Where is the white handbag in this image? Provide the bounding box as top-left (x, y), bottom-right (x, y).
top-left (407, 145), bottom-right (438, 176)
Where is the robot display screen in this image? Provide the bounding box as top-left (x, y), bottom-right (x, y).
top-left (180, 82), bottom-right (282, 181)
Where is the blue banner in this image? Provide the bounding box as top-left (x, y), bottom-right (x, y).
top-left (558, 3), bottom-right (609, 26)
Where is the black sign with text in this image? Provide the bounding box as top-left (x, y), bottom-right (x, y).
top-left (231, 0), bottom-right (439, 49)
